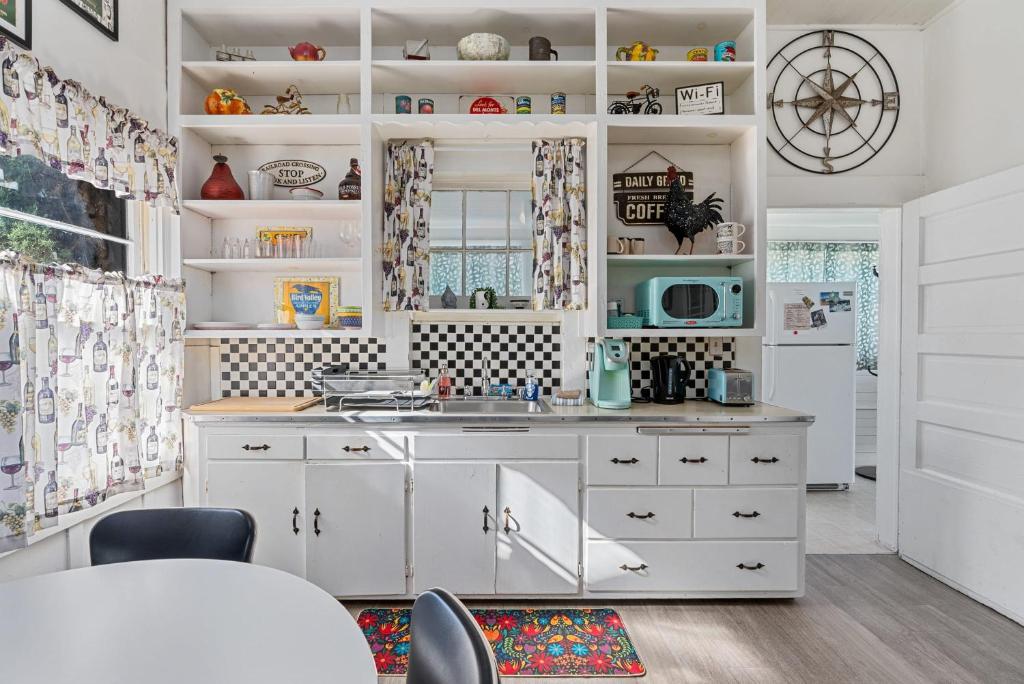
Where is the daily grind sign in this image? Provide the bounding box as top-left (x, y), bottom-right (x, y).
top-left (612, 169), bottom-right (693, 225)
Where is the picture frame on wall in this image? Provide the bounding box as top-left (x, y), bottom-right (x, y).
top-left (59, 0), bottom-right (117, 42)
top-left (0, 0), bottom-right (32, 50)
top-left (675, 82), bottom-right (725, 115)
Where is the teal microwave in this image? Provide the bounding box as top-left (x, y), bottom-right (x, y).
top-left (636, 277), bottom-right (744, 328)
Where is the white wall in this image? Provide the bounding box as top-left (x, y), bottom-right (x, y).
top-left (923, 0), bottom-right (1024, 192)
top-left (27, 0), bottom-right (167, 126)
top-left (766, 27), bottom-right (925, 208)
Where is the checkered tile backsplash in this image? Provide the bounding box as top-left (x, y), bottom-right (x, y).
top-left (587, 338), bottom-right (735, 399)
top-left (220, 338), bottom-right (386, 397)
top-left (410, 323), bottom-right (561, 396)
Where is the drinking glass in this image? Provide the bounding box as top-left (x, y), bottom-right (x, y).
top-left (0, 453), bottom-right (23, 490)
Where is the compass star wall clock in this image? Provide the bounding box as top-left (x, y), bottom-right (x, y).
top-left (767, 30), bottom-right (900, 174)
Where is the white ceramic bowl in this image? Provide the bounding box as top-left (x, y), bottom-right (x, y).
top-left (294, 316), bottom-right (324, 330)
top-left (290, 187), bottom-right (324, 201)
top-left (457, 33), bottom-right (510, 61)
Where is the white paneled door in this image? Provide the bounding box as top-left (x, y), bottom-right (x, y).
top-left (899, 165), bottom-right (1024, 622)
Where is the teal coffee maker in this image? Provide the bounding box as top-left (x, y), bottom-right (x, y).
top-left (590, 338), bottom-right (632, 409)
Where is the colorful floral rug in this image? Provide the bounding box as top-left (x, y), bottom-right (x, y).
top-left (357, 607), bottom-right (645, 677)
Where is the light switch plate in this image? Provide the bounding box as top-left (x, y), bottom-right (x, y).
top-left (708, 338), bottom-right (724, 357)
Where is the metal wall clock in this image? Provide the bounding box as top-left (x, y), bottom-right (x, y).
top-left (767, 30), bottom-right (900, 174)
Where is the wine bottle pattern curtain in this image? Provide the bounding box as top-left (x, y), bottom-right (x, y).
top-left (531, 138), bottom-right (587, 310)
top-left (0, 257), bottom-right (185, 553)
top-left (0, 38), bottom-right (179, 210)
top-left (382, 140), bottom-right (433, 312)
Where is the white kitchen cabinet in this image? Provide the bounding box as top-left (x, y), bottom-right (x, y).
top-left (413, 462), bottom-right (496, 595)
top-left (206, 461), bottom-right (305, 577)
top-left (496, 462), bottom-right (580, 595)
top-left (305, 463), bottom-right (408, 596)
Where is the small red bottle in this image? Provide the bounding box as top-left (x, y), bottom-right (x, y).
top-left (437, 364), bottom-right (451, 400)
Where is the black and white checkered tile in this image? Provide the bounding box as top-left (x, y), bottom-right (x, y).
top-left (586, 338), bottom-right (735, 399)
top-left (220, 338), bottom-right (386, 397)
top-left (410, 323), bottom-right (561, 396)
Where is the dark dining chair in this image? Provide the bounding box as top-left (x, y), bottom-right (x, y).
top-left (406, 588), bottom-right (499, 684)
top-left (89, 507), bottom-right (256, 566)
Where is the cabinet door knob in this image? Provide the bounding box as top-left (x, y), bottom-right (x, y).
top-left (313, 508), bottom-right (321, 536)
top-left (733, 511), bottom-right (760, 519)
top-left (619, 563), bottom-right (648, 572)
top-left (242, 444), bottom-right (270, 451)
top-left (737, 562), bottom-right (765, 570)
top-left (610, 457), bottom-right (639, 465)
top-left (626, 511), bottom-right (655, 519)
top-left (680, 457), bottom-right (708, 464)
top-left (751, 456), bottom-right (780, 464)
top-left (343, 445), bottom-right (371, 453)
top-left (292, 507), bottom-right (299, 535)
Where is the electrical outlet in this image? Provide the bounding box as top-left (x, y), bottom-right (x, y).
top-left (708, 338), bottom-right (724, 357)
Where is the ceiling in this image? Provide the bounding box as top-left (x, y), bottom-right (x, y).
top-left (767, 0), bottom-right (957, 25)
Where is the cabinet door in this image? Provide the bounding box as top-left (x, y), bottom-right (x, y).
top-left (413, 463), bottom-right (496, 595)
top-left (496, 462), bottom-right (580, 595)
top-left (305, 463), bottom-right (408, 596)
top-left (206, 461), bottom-right (304, 577)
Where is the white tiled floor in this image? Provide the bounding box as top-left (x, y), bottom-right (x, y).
top-left (806, 476), bottom-right (892, 554)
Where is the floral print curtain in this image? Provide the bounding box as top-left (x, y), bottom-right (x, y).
top-left (532, 138), bottom-right (586, 310)
top-left (767, 241), bottom-right (879, 370)
top-left (0, 38), bottom-right (178, 210)
top-left (382, 140), bottom-right (432, 311)
top-left (0, 257), bottom-right (185, 553)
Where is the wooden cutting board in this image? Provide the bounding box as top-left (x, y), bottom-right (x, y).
top-left (189, 396), bottom-right (321, 413)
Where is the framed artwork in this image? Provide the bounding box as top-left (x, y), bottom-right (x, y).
top-left (0, 0), bottom-right (31, 49)
top-left (273, 276), bottom-right (338, 325)
top-left (59, 0), bottom-right (117, 41)
top-left (675, 82), bottom-right (724, 115)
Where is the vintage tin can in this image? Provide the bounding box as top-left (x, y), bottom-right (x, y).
top-left (550, 92), bottom-right (567, 114)
top-left (417, 98), bottom-right (434, 114)
top-left (714, 40), bottom-right (737, 62)
top-left (515, 96), bottom-right (532, 114)
top-left (686, 47), bottom-right (709, 62)
top-left (395, 95), bottom-right (412, 114)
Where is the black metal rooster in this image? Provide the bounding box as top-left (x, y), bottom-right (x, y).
top-left (663, 166), bottom-right (724, 254)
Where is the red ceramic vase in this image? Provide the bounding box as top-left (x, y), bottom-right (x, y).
top-left (200, 154), bottom-right (244, 200)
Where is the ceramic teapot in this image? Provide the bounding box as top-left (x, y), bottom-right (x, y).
top-left (288, 42), bottom-right (326, 61)
top-left (616, 41), bottom-right (659, 61)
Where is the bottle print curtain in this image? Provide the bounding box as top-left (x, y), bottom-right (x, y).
top-left (0, 257), bottom-right (185, 553)
top-left (382, 140), bottom-right (432, 311)
top-left (532, 138), bottom-right (587, 310)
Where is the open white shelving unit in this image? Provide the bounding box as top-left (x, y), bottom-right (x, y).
top-left (167, 0), bottom-right (766, 340)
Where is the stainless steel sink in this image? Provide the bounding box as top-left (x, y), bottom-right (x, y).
top-left (428, 397), bottom-right (551, 415)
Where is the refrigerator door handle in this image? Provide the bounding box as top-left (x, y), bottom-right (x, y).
top-left (766, 289), bottom-right (777, 343)
top-left (765, 348), bottom-right (777, 402)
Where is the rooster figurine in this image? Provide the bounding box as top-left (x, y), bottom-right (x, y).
top-left (662, 166), bottom-right (724, 254)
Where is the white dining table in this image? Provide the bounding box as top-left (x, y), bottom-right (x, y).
top-left (0, 558), bottom-right (377, 684)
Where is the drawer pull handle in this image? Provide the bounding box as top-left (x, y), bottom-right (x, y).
top-left (242, 444), bottom-right (270, 451)
top-left (680, 457), bottom-right (708, 464)
top-left (751, 457), bottom-right (780, 464)
top-left (343, 445), bottom-right (371, 453)
top-left (619, 563), bottom-right (648, 572)
top-left (737, 562), bottom-right (766, 571)
top-left (313, 508), bottom-right (321, 537)
top-left (733, 511), bottom-right (761, 519)
top-left (503, 506), bottom-right (521, 535)
top-left (610, 457), bottom-right (639, 465)
top-left (292, 507), bottom-right (299, 535)
top-left (482, 506), bottom-right (490, 534)
top-left (627, 511), bottom-right (655, 520)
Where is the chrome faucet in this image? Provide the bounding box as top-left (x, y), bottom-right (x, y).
top-left (481, 361), bottom-right (493, 396)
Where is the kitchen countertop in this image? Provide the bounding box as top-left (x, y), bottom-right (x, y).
top-left (185, 399), bottom-right (814, 424)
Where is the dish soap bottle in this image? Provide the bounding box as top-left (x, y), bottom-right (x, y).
top-left (522, 371), bottom-right (540, 402)
top-left (437, 364), bottom-right (452, 400)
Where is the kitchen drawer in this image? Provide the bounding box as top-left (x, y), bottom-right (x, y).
top-left (729, 435), bottom-right (801, 484)
top-left (587, 488), bottom-right (692, 540)
top-left (586, 436), bottom-right (657, 486)
top-left (206, 434), bottom-right (303, 460)
top-left (693, 488), bottom-right (799, 539)
top-left (658, 436), bottom-right (728, 485)
top-left (306, 432), bottom-right (407, 461)
top-left (587, 540), bottom-right (799, 593)
top-left (412, 432), bottom-right (578, 460)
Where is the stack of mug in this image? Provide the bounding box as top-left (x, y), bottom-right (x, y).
top-left (716, 222), bottom-right (746, 255)
top-left (607, 237), bottom-right (646, 255)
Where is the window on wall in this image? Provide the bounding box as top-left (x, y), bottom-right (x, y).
top-left (429, 190), bottom-right (533, 307)
top-left (0, 155), bottom-right (130, 272)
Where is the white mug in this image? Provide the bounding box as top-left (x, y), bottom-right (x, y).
top-left (607, 236), bottom-right (628, 254)
top-left (716, 222), bottom-right (746, 240)
top-left (717, 237), bottom-right (746, 255)
top-left (473, 290), bottom-right (490, 309)
top-left (628, 238), bottom-right (645, 255)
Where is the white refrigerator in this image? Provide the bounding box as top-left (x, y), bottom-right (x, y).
top-left (762, 282), bottom-right (857, 489)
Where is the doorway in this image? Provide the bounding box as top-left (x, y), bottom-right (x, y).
top-left (767, 208), bottom-right (897, 554)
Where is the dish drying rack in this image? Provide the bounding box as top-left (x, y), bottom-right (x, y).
top-left (317, 366), bottom-right (433, 412)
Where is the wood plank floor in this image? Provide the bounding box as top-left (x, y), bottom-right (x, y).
top-left (348, 555), bottom-right (1024, 683)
